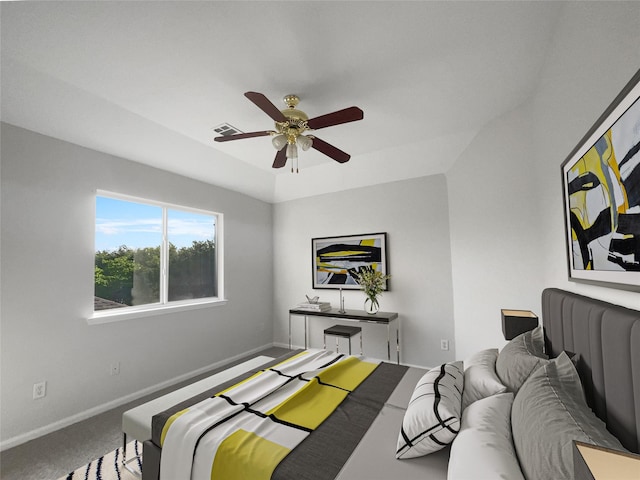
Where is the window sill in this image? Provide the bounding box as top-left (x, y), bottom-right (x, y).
top-left (87, 298), bottom-right (228, 325)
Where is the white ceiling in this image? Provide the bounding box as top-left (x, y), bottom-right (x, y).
top-left (1, 1), bottom-right (562, 203)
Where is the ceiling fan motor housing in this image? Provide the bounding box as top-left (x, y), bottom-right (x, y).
top-left (276, 94), bottom-right (310, 143)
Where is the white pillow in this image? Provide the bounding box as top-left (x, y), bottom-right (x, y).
top-left (396, 361), bottom-right (463, 459)
top-left (448, 392), bottom-right (525, 480)
top-left (462, 348), bottom-right (507, 410)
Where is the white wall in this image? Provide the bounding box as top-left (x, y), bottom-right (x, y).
top-left (273, 175), bottom-right (455, 368)
top-left (0, 123), bottom-right (274, 447)
top-left (447, 102), bottom-right (545, 360)
top-left (447, 1), bottom-right (640, 360)
top-left (533, 1), bottom-right (640, 308)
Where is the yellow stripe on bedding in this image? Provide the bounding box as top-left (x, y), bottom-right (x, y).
top-left (210, 429), bottom-right (290, 480)
top-left (163, 352), bottom-right (312, 446)
top-left (316, 356), bottom-right (378, 391)
top-left (160, 409), bottom-right (188, 447)
top-left (269, 378), bottom-right (348, 430)
top-left (268, 357), bottom-right (378, 430)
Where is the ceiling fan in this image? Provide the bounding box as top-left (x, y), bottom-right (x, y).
top-left (214, 92), bottom-right (364, 172)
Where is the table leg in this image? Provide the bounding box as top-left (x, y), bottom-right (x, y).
top-left (387, 323), bottom-right (391, 362)
top-left (396, 318), bottom-right (400, 364)
top-left (304, 315), bottom-right (308, 349)
top-left (288, 312), bottom-right (292, 350)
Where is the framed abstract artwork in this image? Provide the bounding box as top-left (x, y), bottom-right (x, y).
top-left (311, 232), bottom-right (388, 289)
top-left (561, 69), bottom-right (640, 288)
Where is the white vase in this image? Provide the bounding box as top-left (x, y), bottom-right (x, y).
top-left (364, 297), bottom-right (379, 315)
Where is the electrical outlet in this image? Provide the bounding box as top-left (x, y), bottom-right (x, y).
top-left (110, 362), bottom-right (120, 376)
top-left (440, 339), bottom-right (449, 351)
top-left (33, 381), bottom-right (46, 400)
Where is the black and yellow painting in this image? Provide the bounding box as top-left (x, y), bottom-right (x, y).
top-left (312, 233), bottom-right (388, 289)
top-left (563, 72), bottom-right (640, 287)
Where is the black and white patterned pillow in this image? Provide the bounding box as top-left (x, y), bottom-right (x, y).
top-left (396, 361), bottom-right (464, 459)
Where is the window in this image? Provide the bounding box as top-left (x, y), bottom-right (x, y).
top-left (93, 192), bottom-right (223, 319)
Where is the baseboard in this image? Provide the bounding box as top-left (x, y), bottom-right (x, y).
top-left (0, 342), bottom-right (276, 452)
top-left (273, 341), bottom-right (305, 350)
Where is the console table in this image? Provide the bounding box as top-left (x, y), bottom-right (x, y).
top-left (288, 308), bottom-right (400, 364)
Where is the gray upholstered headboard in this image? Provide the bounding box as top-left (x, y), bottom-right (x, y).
top-left (541, 288), bottom-right (640, 453)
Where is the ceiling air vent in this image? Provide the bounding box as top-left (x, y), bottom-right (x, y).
top-left (213, 123), bottom-right (243, 137)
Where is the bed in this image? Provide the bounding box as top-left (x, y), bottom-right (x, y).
top-left (141, 288), bottom-right (639, 479)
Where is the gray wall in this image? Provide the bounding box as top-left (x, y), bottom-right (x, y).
top-left (273, 175), bottom-right (455, 367)
top-left (0, 124), bottom-right (274, 446)
top-left (448, 102), bottom-right (544, 358)
top-left (533, 1), bottom-right (640, 305)
top-left (448, 1), bottom-right (640, 359)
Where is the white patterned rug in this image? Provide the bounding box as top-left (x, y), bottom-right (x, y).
top-left (57, 440), bottom-right (142, 480)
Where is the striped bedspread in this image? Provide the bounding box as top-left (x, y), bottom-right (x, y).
top-left (159, 349), bottom-right (379, 480)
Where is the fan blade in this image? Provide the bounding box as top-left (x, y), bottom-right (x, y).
top-left (214, 131), bottom-right (272, 142)
top-left (244, 92), bottom-right (287, 122)
top-left (307, 106), bottom-right (363, 130)
top-left (272, 148), bottom-right (287, 168)
top-left (311, 136), bottom-right (351, 163)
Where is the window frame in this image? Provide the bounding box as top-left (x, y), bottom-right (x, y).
top-left (89, 191), bottom-right (225, 325)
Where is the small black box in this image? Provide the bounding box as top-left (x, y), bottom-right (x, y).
top-left (501, 309), bottom-right (538, 340)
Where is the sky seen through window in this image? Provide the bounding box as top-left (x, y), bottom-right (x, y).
top-left (95, 196), bottom-right (215, 251)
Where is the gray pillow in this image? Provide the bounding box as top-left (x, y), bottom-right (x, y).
top-left (511, 352), bottom-right (627, 480)
top-left (496, 325), bottom-right (548, 392)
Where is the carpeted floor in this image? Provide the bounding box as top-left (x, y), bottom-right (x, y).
top-left (56, 441), bottom-right (142, 480)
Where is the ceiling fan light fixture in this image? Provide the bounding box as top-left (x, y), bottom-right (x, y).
top-left (297, 135), bottom-right (313, 151)
top-left (286, 142), bottom-right (298, 160)
top-left (272, 134), bottom-right (287, 150)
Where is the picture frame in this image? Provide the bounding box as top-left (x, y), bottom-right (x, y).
top-left (311, 232), bottom-right (388, 290)
top-left (561, 69), bottom-right (640, 289)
